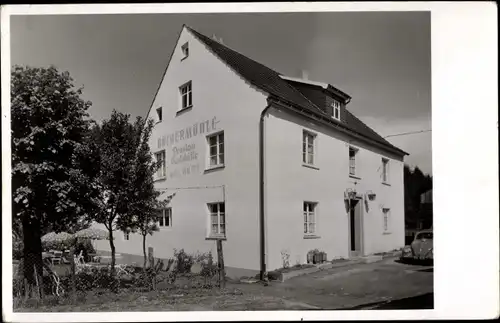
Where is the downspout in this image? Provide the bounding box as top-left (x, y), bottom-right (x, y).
top-left (259, 103), bottom-right (273, 280)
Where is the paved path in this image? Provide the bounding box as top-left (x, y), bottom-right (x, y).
top-left (227, 257), bottom-right (434, 310)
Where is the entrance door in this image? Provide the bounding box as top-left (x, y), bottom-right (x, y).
top-left (348, 199), bottom-right (363, 258)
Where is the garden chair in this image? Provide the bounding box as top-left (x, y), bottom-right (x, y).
top-left (74, 250), bottom-right (85, 265)
top-left (51, 250), bottom-right (63, 265)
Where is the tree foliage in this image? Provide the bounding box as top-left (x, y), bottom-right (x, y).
top-left (11, 65), bottom-right (100, 295)
top-left (404, 165), bottom-right (433, 228)
top-left (88, 110), bottom-right (172, 282)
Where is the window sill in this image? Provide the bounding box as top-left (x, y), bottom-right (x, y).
top-left (383, 232), bottom-right (392, 235)
top-left (204, 165), bottom-right (225, 173)
top-left (303, 235), bottom-right (321, 239)
top-left (349, 174), bottom-right (362, 180)
top-left (206, 236), bottom-right (227, 241)
top-left (159, 227), bottom-right (173, 231)
top-left (302, 163), bottom-right (319, 170)
top-left (382, 182), bottom-right (391, 186)
top-left (154, 176), bottom-right (167, 182)
top-left (176, 106), bottom-right (193, 116)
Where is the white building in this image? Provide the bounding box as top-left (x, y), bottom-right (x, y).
top-left (95, 25), bottom-right (408, 279)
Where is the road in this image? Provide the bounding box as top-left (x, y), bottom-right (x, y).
top-left (230, 256), bottom-right (434, 310)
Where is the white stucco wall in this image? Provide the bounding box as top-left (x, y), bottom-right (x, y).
top-left (95, 26), bottom-right (268, 272)
top-left (264, 107), bottom-right (405, 271)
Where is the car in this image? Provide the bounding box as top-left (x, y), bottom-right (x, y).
top-left (400, 230), bottom-right (433, 262)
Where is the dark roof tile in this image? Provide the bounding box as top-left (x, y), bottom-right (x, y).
top-left (187, 25), bottom-right (407, 156)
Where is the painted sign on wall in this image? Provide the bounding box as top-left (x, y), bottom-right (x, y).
top-left (157, 116), bottom-right (220, 150)
top-left (155, 116), bottom-right (220, 179)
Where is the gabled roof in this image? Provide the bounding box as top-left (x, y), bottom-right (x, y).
top-left (186, 25), bottom-right (408, 156)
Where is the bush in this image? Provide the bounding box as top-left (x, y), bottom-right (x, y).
top-left (13, 239), bottom-right (24, 260)
top-left (174, 249), bottom-right (194, 274)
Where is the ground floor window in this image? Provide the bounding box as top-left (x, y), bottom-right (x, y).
top-left (208, 202), bottom-right (225, 238)
top-left (383, 208), bottom-right (391, 233)
top-left (158, 208), bottom-right (172, 228)
top-left (303, 202), bottom-right (317, 235)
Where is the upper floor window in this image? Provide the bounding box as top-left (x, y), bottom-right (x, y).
top-left (209, 202), bottom-right (226, 238)
top-left (303, 131), bottom-right (316, 165)
top-left (303, 202), bottom-right (317, 235)
top-left (155, 150), bottom-right (166, 179)
top-left (156, 107), bottom-right (162, 122)
top-left (207, 132), bottom-right (224, 168)
top-left (181, 42), bottom-right (189, 59)
top-left (332, 100), bottom-right (341, 120)
top-left (179, 81), bottom-right (192, 110)
top-left (158, 208), bottom-right (172, 228)
top-left (349, 147), bottom-right (358, 176)
top-left (382, 158), bottom-right (390, 183)
top-left (124, 232), bottom-right (130, 240)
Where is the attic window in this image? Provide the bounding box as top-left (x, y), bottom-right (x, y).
top-left (156, 107), bottom-right (163, 122)
top-left (181, 42), bottom-right (189, 59)
top-left (332, 100), bottom-right (341, 120)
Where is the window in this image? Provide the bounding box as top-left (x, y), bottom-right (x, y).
top-left (302, 131), bottom-right (316, 165)
top-left (349, 147), bottom-right (358, 176)
top-left (382, 158), bottom-right (389, 183)
top-left (332, 100), bottom-right (341, 120)
top-left (181, 42), bottom-right (189, 59)
top-left (179, 81), bottom-right (192, 110)
top-left (383, 208), bottom-right (390, 233)
top-left (207, 132), bottom-right (224, 168)
top-left (124, 232), bottom-right (130, 240)
top-left (158, 208), bottom-right (172, 228)
top-left (209, 203), bottom-right (225, 237)
top-left (156, 107), bottom-right (162, 122)
top-left (155, 150), bottom-right (166, 178)
top-left (303, 202), bottom-right (317, 235)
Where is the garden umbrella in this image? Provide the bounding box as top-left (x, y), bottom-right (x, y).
top-left (73, 227), bottom-right (109, 240)
top-left (41, 231), bottom-right (73, 243)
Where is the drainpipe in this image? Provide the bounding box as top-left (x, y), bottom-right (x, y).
top-left (259, 103), bottom-right (273, 280)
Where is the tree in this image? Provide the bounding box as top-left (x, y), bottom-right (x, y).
top-left (404, 165), bottom-right (433, 229)
top-left (89, 111), bottom-right (170, 286)
top-left (121, 118), bottom-right (175, 268)
top-left (11, 66), bottom-right (100, 298)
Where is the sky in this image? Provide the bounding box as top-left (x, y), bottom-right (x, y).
top-left (11, 12), bottom-right (432, 174)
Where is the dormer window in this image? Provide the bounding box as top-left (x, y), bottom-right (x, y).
top-left (181, 42), bottom-right (189, 60)
top-left (156, 107), bottom-right (163, 122)
top-left (332, 100), bottom-right (341, 120)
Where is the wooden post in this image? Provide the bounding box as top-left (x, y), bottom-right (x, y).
top-left (216, 239), bottom-right (225, 289)
top-left (148, 247), bottom-right (154, 268)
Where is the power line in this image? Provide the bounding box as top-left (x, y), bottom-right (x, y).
top-left (156, 185), bottom-right (224, 191)
top-left (384, 129), bottom-right (431, 139)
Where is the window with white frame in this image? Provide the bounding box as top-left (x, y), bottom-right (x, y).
top-left (156, 107), bottom-right (162, 122)
top-left (181, 42), bottom-right (189, 59)
top-left (158, 208), bottom-right (172, 228)
top-left (207, 132), bottom-right (224, 168)
top-left (302, 131), bottom-right (316, 165)
top-left (332, 100), bottom-right (341, 120)
top-left (155, 150), bottom-right (166, 178)
top-left (209, 203), bottom-right (225, 237)
top-left (179, 81), bottom-right (192, 110)
top-left (303, 202), bottom-right (317, 235)
top-left (382, 158), bottom-right (389, 183)
top-left (383, 208), bottom-right (390, 233)
top-left (349, 147), bottom-right (358, 176)
top-left (124, 232), bottom-right (130, 240)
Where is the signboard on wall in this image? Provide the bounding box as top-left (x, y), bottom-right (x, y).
top-left (155, 116), bottom-right (220, 179)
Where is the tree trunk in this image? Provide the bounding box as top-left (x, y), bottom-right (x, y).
top-left (142, 234), bottom-right (147, 270)
top-left (22, 217), bottom-right (44, 300)
top-left (108, 228), bottom-right (117, 292)
top-left (70, 238), bottom-right (77, 302)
